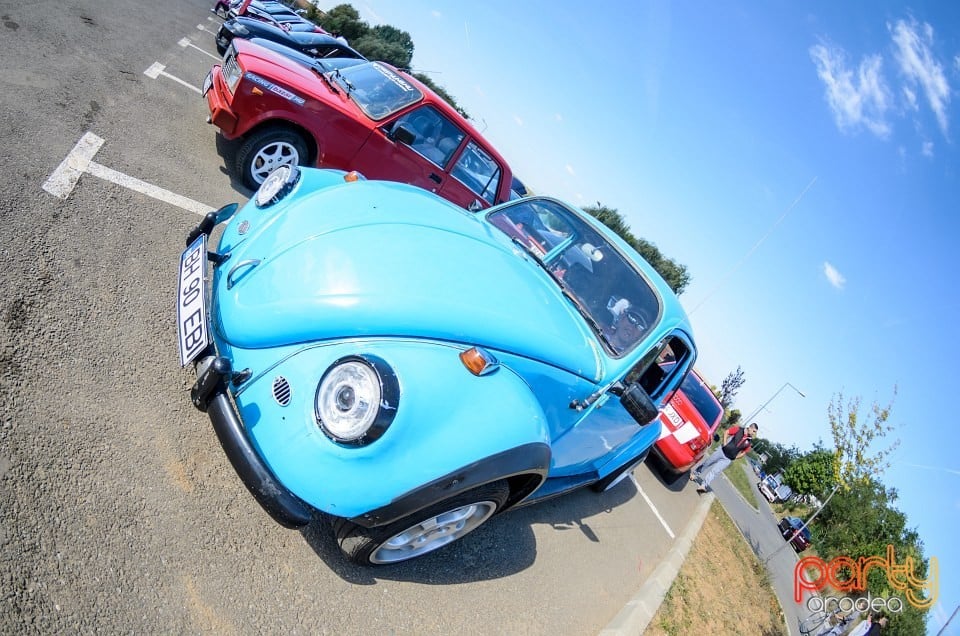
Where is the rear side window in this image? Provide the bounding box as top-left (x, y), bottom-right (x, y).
top-left (451, 141), bottom-right (502, 204)
top-left (680, 373), bottom-right (723, 428)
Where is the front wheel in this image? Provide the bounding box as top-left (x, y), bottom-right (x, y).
top-left (235, 127), bottom-right (309, 189)
top-left (333, 480), bottom-right (510, 566)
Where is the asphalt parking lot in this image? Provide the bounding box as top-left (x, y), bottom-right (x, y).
top-left (0, 1), bottom-right (705, 633)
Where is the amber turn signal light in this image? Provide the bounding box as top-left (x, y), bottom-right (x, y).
top-left (459, 347), bottom-right (499, 376)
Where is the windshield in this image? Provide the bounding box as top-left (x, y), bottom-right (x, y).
top-left (330, 62), bottom-right (423, 120)
top-left (680, 372), bottom-right (723, 429)
top-left (487, 199), bottom-right (661, 356)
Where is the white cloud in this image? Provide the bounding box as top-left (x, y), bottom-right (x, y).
top-left (513, 114), bottom-right (524, 127)
top-left (890, 18), bottom-right (951, 135)
top-left (431, 10), bottom-right (441, 18)
top-left (823, 261), bottom-right (846, 289)
top-left (902, 86), bottom-right (918, 110)
top-left (810, 43), bottom-right (892, 138)
top-left (554, 113), bottom-right (563, 123)
top-left (922, 140), bottom-right (934, 157)
top-left (565, 164), bottom-right (576, 177)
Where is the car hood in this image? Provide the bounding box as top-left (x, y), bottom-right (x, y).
top-left (215, 180), bottom-right (603, 380)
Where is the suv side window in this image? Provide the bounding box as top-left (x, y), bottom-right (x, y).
top-left (392, 105), bottom-right (464, 167)
top-left (451, 141), bottom-right (502, 204)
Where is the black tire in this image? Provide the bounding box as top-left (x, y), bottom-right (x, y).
top-left (235, 126), bottom-right (309, 189)
top-left (591, 451), bottom-right (648, 493)
top-left (333, 480), bottom-right (510, 566)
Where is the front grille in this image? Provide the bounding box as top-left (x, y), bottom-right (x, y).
top-left (272, 376), bottom-right (292, 406)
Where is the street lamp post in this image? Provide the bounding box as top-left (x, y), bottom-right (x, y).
top-left (740, 382), bottom-right (805, 427)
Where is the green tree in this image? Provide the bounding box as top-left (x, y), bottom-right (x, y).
top-left (782, 447), bottom-right (835, 498)
top-left (314, 4), bottom-right (369, 41)
top-left (829, 389), bottom-right (900, 488)
top-left (717, 366), bottom-right (746, 409)
top-left (750, 438), bottom-right (799, 476)
top-left (352, 25), bottom-right (415, 69)
top-left (813, 480), bottom-right (930, 636)
top-left (582, 203), bottom-right (691, 295)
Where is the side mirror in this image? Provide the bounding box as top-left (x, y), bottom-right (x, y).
top-left (391, 124), bottom-right (416, 146)
top-left (619, 383), bottom-right (659, 426)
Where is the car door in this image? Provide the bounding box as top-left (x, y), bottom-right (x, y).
top-left (350, 104), bottom-right (466, 199)
top-left (548, 333), bottom-right (695, 476)
top-left (440, 139), bottom-right (507, 210)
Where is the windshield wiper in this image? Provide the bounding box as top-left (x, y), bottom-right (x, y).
top-left (310, 65), bottom-right (341, 95)
top-left (510, 238), bottom-right (613, 348)
top-left (333, 67), bottom-right (355, 93)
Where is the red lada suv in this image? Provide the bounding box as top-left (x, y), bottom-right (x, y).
top-left (650, 369), bottom-right (724, 483)
top-left (204, 39), bottom-right (515, 210)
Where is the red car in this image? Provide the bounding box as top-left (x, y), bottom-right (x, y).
top-left (650, 369), bottom-right (723, 483)
top-left (204, 39), bottom-right (515, 210)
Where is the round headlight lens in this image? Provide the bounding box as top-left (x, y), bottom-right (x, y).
top-left (316, 360), bottom-right (382, 442)
top-left (254, 164), bottom-right (298, 208)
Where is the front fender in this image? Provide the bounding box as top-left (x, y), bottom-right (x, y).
top-left (233, 339), bottom-right (552, 522)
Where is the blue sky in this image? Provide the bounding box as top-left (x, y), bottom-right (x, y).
top-left (321, 1), bottom-right (959, 630)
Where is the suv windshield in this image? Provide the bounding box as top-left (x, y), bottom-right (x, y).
top-left (331, 62), bottom-right (423, 120)
top-left (487, 199), bottom-right (660, 355)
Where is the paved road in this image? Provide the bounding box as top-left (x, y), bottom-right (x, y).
top-left (0, 1), bottom-right (704, 633)
top-left (709, 462), bottom-right (813, 635)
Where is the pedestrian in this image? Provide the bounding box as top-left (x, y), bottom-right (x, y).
top-left (864, 614), bottom-right (888, 635)
top-left (691, 422), bottom-right (758, 493)
top-left (847, 613), bottom-right (874, 636)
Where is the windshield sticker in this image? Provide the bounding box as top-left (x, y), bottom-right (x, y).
top-left (371, 63), bottom-right (415, 92)
top-left (245, 72), bottom-right (306, 106)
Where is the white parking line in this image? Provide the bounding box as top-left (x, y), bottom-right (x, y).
top-left (179, 37), bottom-right (220, 61)
top-left (42, 132), bottom-right (214, 216)
top-left (41, 132), bottom-right (105, 199)
top-left (143, 62), bottom-right (201, 94)
top-left (630, 474), bottom-right (676, 539)
top-left (197, 23), bottom-right (219, 35)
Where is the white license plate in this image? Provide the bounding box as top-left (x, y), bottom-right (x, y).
top-left (201, 71), bottom-right (213, 96)
top-left (177, 234), bottom-right (209, 366)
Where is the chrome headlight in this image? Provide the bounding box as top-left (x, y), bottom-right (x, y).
top-left (254, 164), bottom-right (300, 207)
top-left (315, 356), bottom-right (399, 445)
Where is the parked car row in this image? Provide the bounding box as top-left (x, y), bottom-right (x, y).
top-left (183, 7), bottom-right (723, 567)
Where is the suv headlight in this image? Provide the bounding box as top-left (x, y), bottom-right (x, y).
top-left (315, 356), bottom-right (399, 445)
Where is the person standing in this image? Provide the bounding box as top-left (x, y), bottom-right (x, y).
top-left (691, 422), bottom-right (758, 493)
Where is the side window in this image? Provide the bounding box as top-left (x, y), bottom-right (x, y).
top-left (391, 105), bottom-right (464, 167)
top-left (625, 335), bottom-right (692, 403)
top-left (451, 141), bottom-right (502, 204)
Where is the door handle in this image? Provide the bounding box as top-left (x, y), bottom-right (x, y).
top-left (226, 259), bottom-right (261, 290)
top-left (429, 172), bottom-right (442, 184)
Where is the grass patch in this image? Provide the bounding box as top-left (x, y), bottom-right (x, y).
top-left (724, 459), bottom-right (758, 509)
top-left (647, 501), bottom-right (787, 636)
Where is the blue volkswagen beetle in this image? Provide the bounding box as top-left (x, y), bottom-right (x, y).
top-left (177, 166), bottom-right (698, 565)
